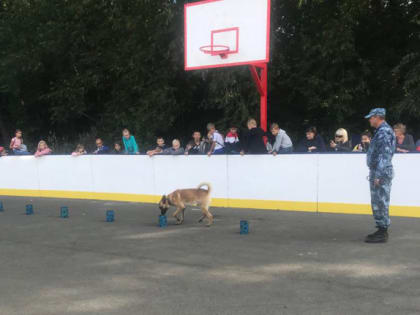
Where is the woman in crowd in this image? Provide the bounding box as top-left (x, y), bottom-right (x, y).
top-left (296, 127), bottom-right (326, 153)
top-left (394, 123), bottom-right (416, 153)
top-left (34, 140), bottom-right (52, 157)
top-left (122, 128), bottom-right (139, 155)
top-left (353, 130), bottom-right (372, 152)
top-left (240, 118), bottom-right (267, 154)
top-left (72, 144), bottom-right (87, 156)
top-left (329, 128), bottom-right (352, 152)
top-left (163, 139), bottom-right (184, 155)
top-left (266, 123), bottom-right (293, 154)
top-left (9, 129), bottom-right (30, 155)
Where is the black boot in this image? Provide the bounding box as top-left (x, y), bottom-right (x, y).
top-left (365, 227), bottom-right (388, 243)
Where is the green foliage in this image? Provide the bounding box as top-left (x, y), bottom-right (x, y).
top-left (0, 0), bottom-right (419, 152)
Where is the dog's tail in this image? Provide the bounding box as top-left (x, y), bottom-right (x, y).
top-left (197, 182), bottom-right (212, 195)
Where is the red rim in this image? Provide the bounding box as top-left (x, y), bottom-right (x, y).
top-left (200, 45), bottom-right (230, 56)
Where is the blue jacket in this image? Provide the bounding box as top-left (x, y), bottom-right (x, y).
top-left (367, 121), bottom-right (396, 180)
top-left (94, 145), bottom-right (109, 154)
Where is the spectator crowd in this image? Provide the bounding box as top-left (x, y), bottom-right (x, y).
top-left (1, 119), bottom-right (420, 158)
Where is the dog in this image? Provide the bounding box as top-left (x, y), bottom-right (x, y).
top-left (158, 182), bottom-right (213, 226)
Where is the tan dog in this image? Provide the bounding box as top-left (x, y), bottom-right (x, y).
top-left (158, 183), bottom-right (213, 226)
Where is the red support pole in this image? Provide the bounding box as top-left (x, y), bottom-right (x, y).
top-left (260, 63), bottom-right (268, 132)
top-left (249, 63), bottom-right (268, 132)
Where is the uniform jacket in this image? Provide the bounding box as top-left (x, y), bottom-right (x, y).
top-left (367, 121), bottom-right (396, 180)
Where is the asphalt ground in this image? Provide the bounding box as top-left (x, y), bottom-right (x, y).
top-left (0, 196), bottom-right (419, 315)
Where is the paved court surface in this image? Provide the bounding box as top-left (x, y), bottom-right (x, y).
top-left (0, 196), bottom-right (419, 315)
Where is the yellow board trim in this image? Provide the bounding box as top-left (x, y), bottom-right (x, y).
top-left (0, 189), bottom-right (419, 218)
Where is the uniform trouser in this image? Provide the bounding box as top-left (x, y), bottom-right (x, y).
top-left (369, 175), bottom-right (392, 229)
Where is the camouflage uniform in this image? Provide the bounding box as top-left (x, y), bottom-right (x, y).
top-left (366, 120), bottom-right (396, 229)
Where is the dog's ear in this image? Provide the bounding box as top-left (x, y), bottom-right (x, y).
top-left (159, 195), bottom-right (166, 204)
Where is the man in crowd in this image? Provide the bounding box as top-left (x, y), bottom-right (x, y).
top-left (93, 138), bottom-right (109, 154)
top-left (365, 108), bottom-right (396, 243)
top-left (240, 118), bottom-right (267, 155)
top-left (147, 137), bottom-right (168, 156)
top-left (185, 131), bottom-right (208, 155)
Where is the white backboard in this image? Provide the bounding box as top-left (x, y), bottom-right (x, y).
top-left (185, 0), bottom-right (270, 71)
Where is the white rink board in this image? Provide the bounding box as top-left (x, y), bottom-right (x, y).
top-left (90, 155), bottom-right (155, 195)
top-left (37, 156), bottom-right (94, 192)
top-left (0, 156), bottom-right (39, 190)
top-left (185, 0), bottom-right (270, 70)
top-left (317, 154), bottom-right (371, 205)
top-left (0, 155), bottom-right (420, 214)
top-left (227, 155), bottom-right (318, 203)
top-left (153, 155), bottom-right (228, 204)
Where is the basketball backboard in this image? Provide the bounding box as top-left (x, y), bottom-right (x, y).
top-left (184, 0), bottom-right (271, 71)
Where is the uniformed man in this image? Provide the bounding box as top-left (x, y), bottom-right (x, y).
top-left (365, 108), bottom-right (396, 243)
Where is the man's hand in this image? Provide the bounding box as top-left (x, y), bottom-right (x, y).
top-left (374, 179), bottom-right (381, 187)
top-left (330, 141), bottom-right (337, 149)
top-left (308, 146), bottom-right (317, 152)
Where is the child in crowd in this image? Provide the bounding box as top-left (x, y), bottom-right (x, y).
top-left (207, 123), bottom-right (225, 156)
top-left (266, 123), bottom-right (293, 155)
top-left (224, 126), bottom-right (241, 154)
top-left (112, 142), bottom-right (123, 154)
top-left (9, 129), bottom-right (30, 155)
top-left (147, 137), bottom-right (168, 156)
top-left (416, 140), bottom-right (420, 152)
top-left (0, 146), bottom-right (7, 156)
top-left (163, 139), bottom-right (184, 155)
top-left (240, 118), bottom-right (267, 154)
top-left (72, 144), bottom-right (87, 156)
top-left (329, 128), bottom-right (352, 152)
top-left (185, 131), bottom-right (209, 155)
top-left (34, 140), bottom-right (52, 157)
top-left (122, 129), bottom-right (139, 154)
top-left (93, 138), bottom-right (109, 154)
top-left (353, 131), bottom-right (372, 152)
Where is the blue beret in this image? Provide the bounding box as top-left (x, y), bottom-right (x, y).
top-left (365, 108), bottom-right (386, 119)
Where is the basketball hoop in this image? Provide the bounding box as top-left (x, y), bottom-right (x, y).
top-left (200, 45), bottom-right (231, 59)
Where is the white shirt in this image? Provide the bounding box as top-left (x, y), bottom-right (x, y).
top-left (212, 131), bottom-right (224, 150)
